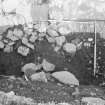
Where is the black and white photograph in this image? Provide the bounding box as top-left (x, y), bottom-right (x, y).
top-left (0, 0), bottom-right (105, 105)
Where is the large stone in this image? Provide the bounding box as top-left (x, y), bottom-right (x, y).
top-left (55, 36), bottom-right (66, 46)
top-left (21, 63), bottom-right (41, 73)
top-left (42, 59), bottom-right (55, 72)
top-left (30, 71), bottom-right (47, 83)
top-left (52, 71), bottom-right (79, 86)
top-left (82, 97), bottom-right (105, 105)
top-left (63, 43), bottom-right (76, 54)
top-left (17, 46), bottom-right (30, 56)
top-left (47, 28), bottom-right (59, 37)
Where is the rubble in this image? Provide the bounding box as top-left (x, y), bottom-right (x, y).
top-left (0, 41), bottom-right (4, 49)
top-left (30, 71), bottom-right (48, 83)
top-left (63, 43), bottom-right (76, 54)
top-left (42, 59), bottom-right (55, 72)
top-left (52, 71), bottom-right (79, 86)
top-left (55, 36), bottom-right (66, 46)
top-left (17, 46), bottom-right (30, 56)
top-left (3, 45), bottom-right (13, 53)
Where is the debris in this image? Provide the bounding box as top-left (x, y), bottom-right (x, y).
top-left (30, 71), bottom-right (47, 83)
top-left (63, 43), bottom-right (76, 54)
top-left (52, 71), bottom-right (79, 86)
top-left (82, 97), bottom-right (105, 105)
top-left (42, 59), bottom-right (55, 72)
top-left (17, 46), bottom-right (30, 56)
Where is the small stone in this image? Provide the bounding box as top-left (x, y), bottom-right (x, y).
top-left (58, 24), bottom-right (70, 35)
top-left (29, 35), bottom-right (38, 43)
top-left (0, 41), bottom-right (4, 49)
top-left (21, 63), bottom-right (41, 73)
top-left (26, 43), bottom-right (34, 50)
top-left (55, 36), bottom-right (66, 46)
top-left (30, 71), bottom-right (47, 83)
top-left (22, 37), bottom-right (28, 45)
top-left (63, 43), bottom-right (76, 54)
top-left (13, 29), bottom-right (23, 39)
top-left (18, 46), bottom-right (30, 56)
top-left (3, 39), bottom-right (9, 44)
top-left (54, 46), bottom-right (61, 52)
top-left (42, 59), bottom-right (55, 72)
top-left (4, 45), bottom-right (13, 53)
top-left (88, 38), bottom-right (93, 42)
top-left (47, 28), bottom-right (59, 37)
top-left (8, 41), bottom-right (15, 46)
top-left (46, 36), bottom-right (56, 43)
